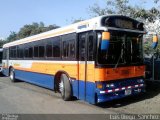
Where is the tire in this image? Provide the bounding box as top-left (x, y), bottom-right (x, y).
top-left (10, 68), bottom-right (16, 82)
top-left (59, 74), bottom-right (72, 101)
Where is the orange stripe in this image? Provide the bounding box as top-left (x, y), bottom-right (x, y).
top-left (14, 62), bottom-right (79, 79)
top-left (13, 62), bottom-right (145, 83)
top-left (95, 66), bottom-right (145, 81)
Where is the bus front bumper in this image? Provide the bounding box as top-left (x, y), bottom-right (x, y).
top-left (96, 84), bottom-right (145, 103)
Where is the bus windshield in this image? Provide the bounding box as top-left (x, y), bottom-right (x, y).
top-left (98, 31), bottom-right (143, 66)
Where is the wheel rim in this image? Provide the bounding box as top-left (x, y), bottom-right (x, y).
top-left (10, 71), bottom-right (13, 80)
top-left (59, 79), bottom-right (64, 97)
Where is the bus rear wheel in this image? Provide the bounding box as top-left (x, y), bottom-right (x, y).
top-left (10, 68), bottom-right (16, 82)
top-left (59, 74), bottom-right (72, 101)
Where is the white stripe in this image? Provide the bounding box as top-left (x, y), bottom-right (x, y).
top-left (100, 91), bottom-right (105, 94)
top-left (128, 86), bottom-right (131, 89)
top-left (135, 85), bottom-right (139, 88)
top-left (140, 84), bottom-right (144, 87)
top-left (122, 87), bottom-right (125, 90)
top-left (115, 88), bottom-right (119, 91)
top-left (108, 90), bottom-right (112, 93)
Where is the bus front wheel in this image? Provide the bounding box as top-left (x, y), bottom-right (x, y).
top-left (10, 68), bottom-right (16, 82)
top-left (59, 74), bottom-right (72, 101)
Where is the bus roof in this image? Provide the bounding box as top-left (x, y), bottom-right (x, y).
top-left (3, 15), bottom-right (145, 48)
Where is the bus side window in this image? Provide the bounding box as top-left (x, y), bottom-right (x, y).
top-left (34, 46), bottom-right (39, 58)
top-left (62, 33), bottom-right (76, 60)
top-left (28, 47), bottom-right (33, 58)
top-left (88, 35), bottom-right (94, 61)
top-left (24, 48), bottom-right (29, 58)
top-left (10, 46), bottom-right (17, 59)
top-left (46, 44), bottom-right (52, 57)
top-left (53, 37), bottom-right (61, 58)
top-left (39, 46), bottom-right (45, 58)
top-left (69, 40), bottom-right (75, 58)
top-left (79, 34), bottom-right (86, 61)
top-left (63, 41), bottom-right (68, 58)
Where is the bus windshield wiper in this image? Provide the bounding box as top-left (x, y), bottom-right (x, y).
top-left (114, 42), bottom-right (125, 69)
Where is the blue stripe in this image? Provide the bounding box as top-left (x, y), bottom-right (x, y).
top-left (2, 68), bottom-right (9, 76)
top-left (101, 40), bottom-right (109, 50)
top-left (14, 70), bottom-right (97, 104)
top-left (15, 70), bottom-right (54, 89)
top-left (3, 69), bottom-right (145, 104)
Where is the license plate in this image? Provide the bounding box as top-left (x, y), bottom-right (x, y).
top-left (125, 89), bottom-right (132, 95)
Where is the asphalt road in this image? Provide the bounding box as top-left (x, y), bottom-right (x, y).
top-left (0, 75), bottom-right (115, 114)
top-left (0, 75), bottom-right (160, 118)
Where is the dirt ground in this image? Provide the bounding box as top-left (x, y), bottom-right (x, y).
top-left (97, 81), bottom-right (160, 114)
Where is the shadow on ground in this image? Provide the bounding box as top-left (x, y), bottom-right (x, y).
top-left (96, 81), bottom-right (160, 108)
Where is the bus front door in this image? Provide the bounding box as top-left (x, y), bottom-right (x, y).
top-left (78, 32), bottom-right (95, 103)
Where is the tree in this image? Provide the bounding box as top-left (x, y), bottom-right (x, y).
top-left (0, 39), bottom-right (6, 47)
top-left (89, 0), bottom-right (160, 54)
top-left (3, 22), bottom-right (60, 46)
top-left (7, 31), bottom-right (17, 42)
top-left (16, 22), bottom-right (59, 40)
top-left (89, 0), bottom-right (160, 22)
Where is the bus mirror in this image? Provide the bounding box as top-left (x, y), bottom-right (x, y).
top-left (101, 32), bottom-right (110, 50)
top-left (152, 35), bottom-right (158, 49)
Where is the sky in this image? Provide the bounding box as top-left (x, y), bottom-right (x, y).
top-left (0, 0), bottom-right (158, 39)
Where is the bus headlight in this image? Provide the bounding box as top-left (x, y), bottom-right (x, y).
top-left (137, 79), bottom-right (144, 83)
top-left (106, 83), bottom-right (115, 88)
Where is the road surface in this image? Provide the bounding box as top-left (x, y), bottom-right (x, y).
top-left (0, 76), bottom-right (115, 114)
top-left (0, 75), bottom-right (160, 115)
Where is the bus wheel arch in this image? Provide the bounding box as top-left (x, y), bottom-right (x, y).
top-left (9, 66), bottom-right (16, 82)
top-left (54, 71), bottom-right (72, 101)
top-left (9, 66), bottom-right (13, 76)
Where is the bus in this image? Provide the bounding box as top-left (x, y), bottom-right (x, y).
top-left (0, 48), bottom-right (3, 72)
top-left (2, 15), bottom-right (146, 104)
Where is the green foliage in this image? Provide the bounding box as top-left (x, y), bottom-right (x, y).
top-left (89, 0), bottom-right (160, 22)
top-left (4, 22), bottom-right (59, 46)
top-left (17, 22), bottom-right (59, 39)
top-left (7, 31), bottom-right (17, 42)
top-left (89, 0), bottom-right (160, 55)
top-left (0, 40), bottom-right (6, 47)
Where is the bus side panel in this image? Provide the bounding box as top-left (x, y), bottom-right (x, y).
top-left (2, 68), bottom-right (9, 76)
top-left (86, 63), bottom-right (96, 104)
top-left (15, 70), bottom-right (54, 89)
top-left (86, 81), bottom-right (96, 104)
top-left (78, 63), bottom-right (96, 104)
top-left (71, 79), bottom-right (79, 98)
top-left (77, 80), bottom-right (96, 104)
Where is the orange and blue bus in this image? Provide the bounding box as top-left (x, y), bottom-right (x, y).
top-left (2, 15), bottom-right (145, 104)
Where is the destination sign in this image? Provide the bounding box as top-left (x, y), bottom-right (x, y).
top-left (102, 16), bottom-right (144, 31)
top-left (115, 19), bottom-right (133, 29)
